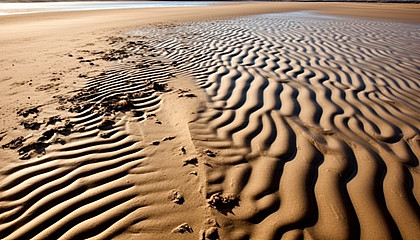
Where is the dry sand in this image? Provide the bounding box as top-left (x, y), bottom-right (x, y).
top-left (0, 2), bottom-right (420, 240)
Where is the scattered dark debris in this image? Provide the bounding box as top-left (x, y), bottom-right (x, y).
top-left (102, 49), bottom-right (130, 61)
top-left (18, 141), bottom-right (50, 156)
top-left (54, 138), bottom-right (66, 145)
top-left (9, 120), bottom-right (74, 159)
top-left (183, 157), bottom-right (198, 167)
top-left (163, 136), bottom-right (175, 141)
top-left (107, 36), bottom-right (125, 45)
top-left (177, 89), bottom-right (197, 98)
top-left (92, 51), bottom-right (105, 55)
top-left (98, 118), bottom-right (115, 130)
top-left (112, 98), bottom-right (133, 111)
top-left (152, 141), bottom-right (160, 146)
top-left (152, 82), bottom-right (167, 91)
top-left (38, 129), bottom-right (55, 142)
top-left (129, 91), bottom-right (151, 99)
top-left (182, 93), bottom-right (197, 98)
top-left (17, 107), bottom-right (39, 117)
top-left (68, 103), bottom-right (93, 113)
top-left (73, 125), bottom-right (85, 132)
top-left (133, 110), bottom-right (145, 117)
top-left (37, 121), bottom-right (72, 142)
top-left (135, 63), bottom-right (151, 69)
top-left (50, 77), bottom-right (61, 81)
top-left (54, 95), bottom-right (68, 103)
top-left (90, 95), bottom-right (135, 115)
top-left (205, 149), bottom-right (216, 157)
top-left (169, 189), bottom-right (184, 204)
top-left (180, 146), bottom-right (187, 154)
top-left (46, 116), bottom-right (63, 126)
top-left (2, 136), bottom-right (25, 149)
top-left (99, 131), bottom-right (113, 139)
top-left (171, 223), bottom-right (193, 234)
top-left (56, 121), bottom-right (73, 135)
top-left (36, 83), bottom-right (59, 92)
top-left (20, 119), bottom-right (42, 130)
top-left (69, 87), bottom-right (98, 103)
top-left (178, 89), bottom-right (190, 93)
top-left (207, 192), bottom-right (239, 213)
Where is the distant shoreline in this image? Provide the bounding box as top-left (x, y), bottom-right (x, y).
top-left (0, 1), bottom-right (217, 16)
top-left (1, 0), bottom-right (420, 3)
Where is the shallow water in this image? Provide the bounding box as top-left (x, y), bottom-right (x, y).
top-left (0, 1), bottom-right (217, 15)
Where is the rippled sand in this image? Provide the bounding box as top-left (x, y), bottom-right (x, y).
top-left (1, 6), bottom-right (419, 240)
top-left (131, 13), bottom-right (420, 239)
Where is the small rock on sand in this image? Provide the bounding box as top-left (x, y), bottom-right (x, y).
top-left (205, 149), bottom-right (216, 157)
top-left (183, 157), bottom-right (198, 166)
top-left (171, 223), bottom-right (193, 234)
top-left (168, 189), bottom-right (184, 204)
top-left (199, 227), bottom-right (219, 240)
top-left (17, 107), bottom-right (39, 117)
top-left (207, 192), bottom-right (238, 210)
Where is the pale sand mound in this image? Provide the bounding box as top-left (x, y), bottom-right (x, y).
top-left (0, 3), bottom-right (419, 240)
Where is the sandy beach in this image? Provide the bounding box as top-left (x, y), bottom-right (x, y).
top-left (1, 2), bottom-right (420, 240)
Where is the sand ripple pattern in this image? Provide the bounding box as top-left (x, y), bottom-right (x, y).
top-left (133, 13), bottom-right (420, 239)
top-left (0, 59), bottom-right (172, 239)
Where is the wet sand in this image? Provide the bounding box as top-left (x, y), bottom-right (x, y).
top-left (0, 2), bottom-right (419, 240)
